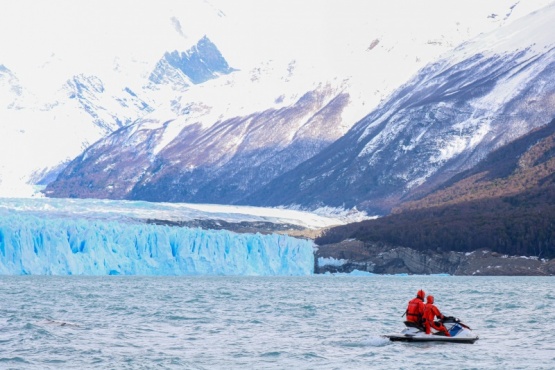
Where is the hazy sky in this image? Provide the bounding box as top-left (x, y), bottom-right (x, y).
top-left (1, 0), bottom-right (554, 87)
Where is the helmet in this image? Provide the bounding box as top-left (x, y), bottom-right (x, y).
top-left (427, 295), bottom-right (434, 304)
top-left (417, 289), bottom-right (425, 299)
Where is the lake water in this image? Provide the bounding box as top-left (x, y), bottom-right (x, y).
top-left (1, 275), bottom-right (554, 369)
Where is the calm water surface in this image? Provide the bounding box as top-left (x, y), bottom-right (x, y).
top-left (1, 275), bottom-right (554, 369)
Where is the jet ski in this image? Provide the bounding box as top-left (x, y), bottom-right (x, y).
top-left (386, 316), bottom-right (479, 344)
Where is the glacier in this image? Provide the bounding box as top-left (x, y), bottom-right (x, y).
top-left (0, 211), bottom-right (315, 276)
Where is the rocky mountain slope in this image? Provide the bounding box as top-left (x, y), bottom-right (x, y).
top-left (246, 3), bottom-right (555, 214)
top-left (315, 117), bottom-right (555, 263)
top-left (40, 1), bottom-right (553, 203)
top-left (398, 118), bottom-right (555, 212)
top-left (46, 81), bottom-right (351, 201)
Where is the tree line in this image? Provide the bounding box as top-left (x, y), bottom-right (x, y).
top-left (316, 184), bottom-right (555, 259)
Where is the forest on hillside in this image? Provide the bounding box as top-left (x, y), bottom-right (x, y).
top-left (317, 119), bottom-right (555, 259)
top-left (316, 184), bottom-right (555, 259)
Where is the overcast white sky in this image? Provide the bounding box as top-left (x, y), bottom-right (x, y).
top-left (2, 0), bottom-right (553, 86)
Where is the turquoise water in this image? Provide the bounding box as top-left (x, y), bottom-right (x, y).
top-left (1, 275), bottom-right (554, 369)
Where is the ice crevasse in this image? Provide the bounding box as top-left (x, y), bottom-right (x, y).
top-left (0, 212), bottom-right (315, 275)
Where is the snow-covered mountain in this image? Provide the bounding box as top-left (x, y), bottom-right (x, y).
top-left (0, 69), bottom-right (151, 196)
top-left (3, 0), bottom-right (554, 199)
top-left (245, 3), bottom-right (555, 214)
top-left (46, 80), bottom-right (351, 202)
top-left (0, 35), bottom-right (235, 196)
top-left (42, 1), bottom-right (555, 204)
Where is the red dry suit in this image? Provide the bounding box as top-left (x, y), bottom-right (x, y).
top-left (423, 295), bottom-right (450, 336)
top-left (405, 290), bottom-right (425, 326)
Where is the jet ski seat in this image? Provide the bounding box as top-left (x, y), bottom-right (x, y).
top-left (404, 321), bottom-right (424, 330)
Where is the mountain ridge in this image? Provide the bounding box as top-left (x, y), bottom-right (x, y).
top-left (243, 4), bottom-right (555, 213)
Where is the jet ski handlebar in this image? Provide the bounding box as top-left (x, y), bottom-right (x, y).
top-left (441, 316), bottom-right (459, 323)
top-left (441, 316), bottom-right (471, 329)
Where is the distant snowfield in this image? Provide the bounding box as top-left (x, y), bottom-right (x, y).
top-left (0, 197), bottom-right (350, 229)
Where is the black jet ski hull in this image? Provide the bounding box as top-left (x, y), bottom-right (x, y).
top-left (387, 334), bottom-right (478, 344)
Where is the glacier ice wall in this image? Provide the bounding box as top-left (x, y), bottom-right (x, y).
top-left (0, 212), bottom-right (314, 276)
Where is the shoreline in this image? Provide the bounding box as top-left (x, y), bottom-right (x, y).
top-left (314, 239), bottom-right (555, 276)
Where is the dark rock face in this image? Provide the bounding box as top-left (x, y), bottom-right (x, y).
top-left (145, 218), bottom-right (306, 235)
top-left (315, 240), bottom-right (553, 276)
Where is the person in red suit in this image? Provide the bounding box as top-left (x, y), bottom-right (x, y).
top-left (405, 289), bottom-right (426, 328)
top-left (423, 295), bottom-right (450, 336)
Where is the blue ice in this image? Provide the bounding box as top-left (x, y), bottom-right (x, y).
top-left (0, 212), bottom-right (314, 276)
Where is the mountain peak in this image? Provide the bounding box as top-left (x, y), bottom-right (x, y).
top-left (150, 35), bottom-right (235, 86)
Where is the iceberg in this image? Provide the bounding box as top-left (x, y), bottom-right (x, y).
top-left (0, 211), bottom-right (315, 276)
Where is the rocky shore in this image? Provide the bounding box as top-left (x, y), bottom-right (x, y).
top-left (315, 239), bottom-right (555, 276)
